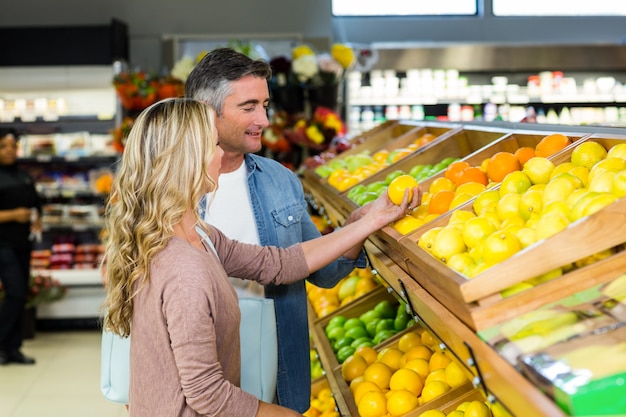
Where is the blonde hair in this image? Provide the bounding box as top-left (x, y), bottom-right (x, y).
top-left (102, 98), bottom-right (218, 337)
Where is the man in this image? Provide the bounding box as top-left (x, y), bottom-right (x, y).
top-left (185, 48), bottom-right (368, 412)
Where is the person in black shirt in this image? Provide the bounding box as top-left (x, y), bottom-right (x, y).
top-left (0, 128), bottom-right (41, 365)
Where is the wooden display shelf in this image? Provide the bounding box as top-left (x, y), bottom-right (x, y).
top-left (400, 276), bottom-right (568, 417)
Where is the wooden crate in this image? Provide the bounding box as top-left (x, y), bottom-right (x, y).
top-left (369, 127), bottom-right (588, 259)
top-left (397, 134), bottom-right (626, 331)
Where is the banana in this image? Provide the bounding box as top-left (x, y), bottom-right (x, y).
top-left (510, 311), bottom-right (579, 341)
top-left (601, 273), bottom-right (626, 301)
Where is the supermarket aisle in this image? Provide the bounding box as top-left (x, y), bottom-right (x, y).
top-left (0, 330), bottom-right (127, 417)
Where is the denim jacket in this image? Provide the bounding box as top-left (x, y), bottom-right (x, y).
top-left (244, 154), bottom-right (366, 412)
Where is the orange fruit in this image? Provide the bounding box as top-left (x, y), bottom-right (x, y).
top-left (386, 389), bottom-right (420, 416)
top-left (401, 345), bottom-right (433, 364)
top-left (397, 331), bottom-right (423, 353)
top-left (389, 368), bottom-right (424, 396)
top-left (428, 350), bottom-right (452, 372)
top-left (353, 380), bottom-right (382, 404)
top-left (429, 177), bottom-right (456, 194)
top-left (535, 133), bottom-right (572, 158)
top-left (363, 362), bottom-right (393, 390)
top-left (515, 146), bottom-right (536, 166)
top-left (457, 166), bottom-right (489, 186)
top-left (355, 345), bottom-right (379, 365)
top-left (486, 152), bottom-right (521, 183)
top-left (445, 161), bottom-right (471, 185)
top-left (357, 390), bottom-right (388, 417)
top-left (388, 175), bottom-right (419, 205)
top-left (378, 347), bottom-right (404, 371)
top-left (428, 190), bottom-right (455, 215)
top-left (342, 353), bottom-right (368, 382)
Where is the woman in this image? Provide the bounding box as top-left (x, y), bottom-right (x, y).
top-left (0, 128), bottom-right (41, 365)
top-left (101, 98), bottom-right (420, 417)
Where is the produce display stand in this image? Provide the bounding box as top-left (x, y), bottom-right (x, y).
top-left (303, 121), bottom-right (626, 417)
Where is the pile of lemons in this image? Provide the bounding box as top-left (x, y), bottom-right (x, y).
top-left (303, 383), bottom-right (339, 417)
top-left (342, 328), bottom-right (471, 417)
top-left (416, 140), bottom-right (626, 294)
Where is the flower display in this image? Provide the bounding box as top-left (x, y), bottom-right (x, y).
top-left (270, 43), bottom-right (355, 89)
top-left (285, 106), bottom-right (347, 149)
top-left (0, 272), bottom-right (67, 309)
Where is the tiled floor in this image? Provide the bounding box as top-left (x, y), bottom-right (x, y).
top-left (0, 329), bottom-right (127, 417)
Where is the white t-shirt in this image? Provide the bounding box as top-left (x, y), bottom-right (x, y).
top-left (203, 161), bottom-right (265, 298)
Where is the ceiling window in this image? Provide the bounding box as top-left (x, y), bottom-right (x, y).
top-left (493, 0), bottom-right (626, 16)
top-left (331, 0), bottom-right (477, 16)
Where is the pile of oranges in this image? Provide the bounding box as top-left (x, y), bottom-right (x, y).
top-left (303, 382), bottom-right (339, 417)
top-left (342, 328), bottom-right (470, 417)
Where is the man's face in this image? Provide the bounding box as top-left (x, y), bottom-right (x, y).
top-left (0, 135), bottom-right (18, 166)
top-left (215, 75), bottom-right (270, 156)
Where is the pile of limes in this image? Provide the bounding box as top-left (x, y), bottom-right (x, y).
top-left (324, 299), bottom-right (413, 364)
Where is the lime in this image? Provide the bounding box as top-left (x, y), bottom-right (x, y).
top-left (336, 345), bottom-right (356, 363)
top-left (375, 318), bottom-right (395, 334)
top-left (326, 326), bottom-right (346, 342)
top-left (327, 315), bottom-right (347, 329)
top-left (373, 329), bottom-right (398, 345)
top-left (351, 336), bottom-right (373, 348)
top-left (365, 318), bottom-right (381, 337)
top-left (344, 317), bottom-right (365, 330)
top-left (345, 326), bottom-right (369, 340)
top-left (374, 300), bottom-right (396, 319)
top-left (571, 141), bottom-right (607, 169)
top-left (333, 336), bottom-right (355, 352)
top-left (394, 314), bottom-right (410, 331)
top-left (360, 309), bottom-right (383, 324)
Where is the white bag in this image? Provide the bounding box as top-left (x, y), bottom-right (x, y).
top-left (100, 329), bottom-right (131, 404)
top-left (238, 297), bottom-right (278, 403)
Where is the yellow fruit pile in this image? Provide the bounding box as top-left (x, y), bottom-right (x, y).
top-left (307, 268), bottom-right (380, 317)
top-left (416, 140), bottom-right (626, 295)
top-left (304, 384), bottom-right (339, 417)
top-left (416, 399), bottom-right (498, 417)
top-left (325, 133), bottom-right (437, 192)
top-left (344, 328), bottom-right (470, 417)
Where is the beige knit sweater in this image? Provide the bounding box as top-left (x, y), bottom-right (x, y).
top-left (128, 227), bottom-right (309, 417)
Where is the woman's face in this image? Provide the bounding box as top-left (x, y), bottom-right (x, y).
top-left (0, 135), bottom-right (18, 166)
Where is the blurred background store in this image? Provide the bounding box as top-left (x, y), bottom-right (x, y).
top-left (1, 1), bottom-right (626, 416)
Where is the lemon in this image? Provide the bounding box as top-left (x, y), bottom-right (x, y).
top-left (431, 226), bottom-right (467, 263)
top-left (612, 170), bottom-right (626, 198)
top-left (588, 157), bottom-right (626, 184)
top-left (448, 411), bottom-right (466, 417)
top-left (473, 189), bottom-right (500, 214)
top-left (542, 177), bottom-right (576, 206)
top-left (428, 350), bottom-right (452, 372)
top-left (403, 358), bottom-right (431, 381)
top-left (417, 410), bottom-right (446, 417)
top-left (455, 181), bottom-right (487, 196)
top-left (500, 171), bottom-right (532, 195)
top-left (418, 227), bottom-right (443, 253)
top-left (444, 360), bottom-right (468, 387)
top-left (482, 231), bottom-right (522, 264)
top-left (450, 192), bottom-right (475, 209)
top-left (392, 216), bottom-right (424, 235)
top-left (568, 165), bottom-right (590, 188)
top-left (448, 209), bottom-right (476, 225)
top-left (420, 380), bottom-right (451, 403)
top-left (462, 216), bottom-right (497, 248)
top-left (496, 192), bottom-right (522, 222)
top-left (446, 252), bottom-right (476, 273)
top-left (386, 389), bottom-right (420, 416)
top-left (550, 161), bottom-right (575, 179)
top-left (542, 200), bottom-right (571, 219)
top-left (607, 143), bottom-right (626, 160)
top-left (456, 401), bottom-right (472, 412)
top-left (515, 227), bottom-right (538, 248)
top-left (388, 175), bottom-right (419, 205)
top-left (588, 170), bottom-right (617, 193)
top-left (464, 400), bottom-right (492, 417)
top-left (566, 188), bottom-right (589, 208)
top-left (500, 282), bottom-right (534, 298)
top-left (429, 177), bottom-right (456, 194)
top-left (535, 211), bottom-right (570, 240)
top-left (518, 188), bottom-right (543, 221)
top-left (579, 193), bottom-right (618, 218)
top-left (571, 141), bottom-right (608, 169)
top-left (353, 380), bottom-right (382, 404)
top-left (522, 156), bottom-right (554, 184)
top-left (526, 267), bottom-right (563, 285)
top-left (551, 172), bottom-right (584, 190)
